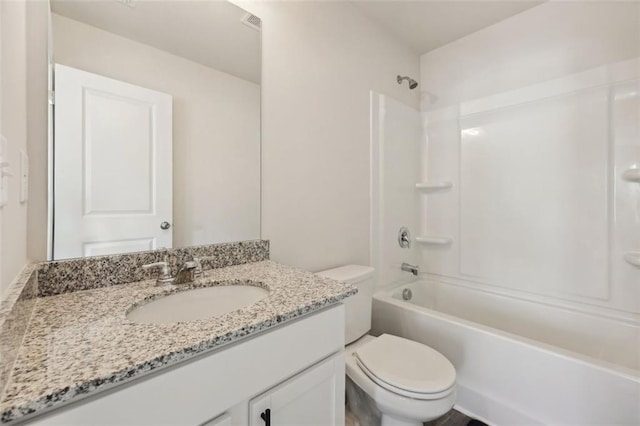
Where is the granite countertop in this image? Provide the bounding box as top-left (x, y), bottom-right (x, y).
top-left (0, 260), bottom-right (356, 423)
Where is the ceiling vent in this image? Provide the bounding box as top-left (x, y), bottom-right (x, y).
top-left (241, 13), bottom-right (262, 32)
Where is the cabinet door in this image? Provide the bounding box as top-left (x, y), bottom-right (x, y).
top-left (249, 353), bottom-right (345, 426)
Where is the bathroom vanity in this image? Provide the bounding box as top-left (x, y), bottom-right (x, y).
top-left (27, 306), bottom-right (346, 426)
top-left (0, 255), bottom-right (355, 425)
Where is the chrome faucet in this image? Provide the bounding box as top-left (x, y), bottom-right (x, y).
top-left (174, 261), bottom-right (198, 284)
top-left (192, 256), bottom-right (216, 279)
top-left (401, 262), bottom-right (419, 276)
top-left (142, 260), bottom-right (202, 286)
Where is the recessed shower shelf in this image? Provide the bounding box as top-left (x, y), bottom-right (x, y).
top-left (624, 252), bottom-right (640, 268)
top-left (621, 169), bottom-right (640, 182)
top-left (415, 182), bottom-right (453, 191)
top-left (416, 236), bottom-right (453, 245)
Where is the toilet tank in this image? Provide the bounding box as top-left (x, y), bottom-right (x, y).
top-left (317, 265), bottom-right (375, 345)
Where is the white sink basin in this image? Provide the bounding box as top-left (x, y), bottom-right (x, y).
top-left (127, 284), bottom-right (269, 324)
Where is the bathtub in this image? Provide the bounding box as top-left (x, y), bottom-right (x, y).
top-left (371, 279), bottom-right (640, 425)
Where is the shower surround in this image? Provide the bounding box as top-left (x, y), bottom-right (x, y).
top-left (370, 2), bottom-right (640, 424)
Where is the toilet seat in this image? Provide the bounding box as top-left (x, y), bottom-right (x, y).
top-left (353, 334), bottom-right (456, 400)
top-left (345, 334), bottom-right (457, 424)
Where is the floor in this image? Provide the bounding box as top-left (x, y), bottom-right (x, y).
top-left (424, 409), bottom-right (479, 426)
top-left (346, 408), bottom-right (486, 426)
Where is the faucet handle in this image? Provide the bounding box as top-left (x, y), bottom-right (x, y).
top-left (142, 261), bottom-right (175, 285)
top-left (192, 258), bottom-right (204, 278)
top-left (142, 261), bottom-right (170, 274)
top-left (193, 256), bottom-right (216, 278)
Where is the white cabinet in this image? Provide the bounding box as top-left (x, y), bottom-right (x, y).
top-left (26, 305), bottom-right (345, 426)
top-left (202, 413), bottom-right (233, 426)
top-left (249, 354), bottom-right (345, 426)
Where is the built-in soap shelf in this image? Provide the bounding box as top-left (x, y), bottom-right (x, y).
top-left (415, 182), bottom-right (453, 191)
top-left (624, 252), bottom-right (640, 268)
top-left (621, 169), bottom-right (640, 183)
top-left (416, 236), bottom-right (453, 245)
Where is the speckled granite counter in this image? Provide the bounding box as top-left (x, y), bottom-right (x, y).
top-left (0, 260), bottom-right (356, 423)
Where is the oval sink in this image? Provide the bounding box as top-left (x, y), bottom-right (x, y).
top-left (127, 285), bottom-right (269, 324)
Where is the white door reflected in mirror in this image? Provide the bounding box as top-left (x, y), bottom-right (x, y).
top-left (54, 64), bottom-right (173, 259)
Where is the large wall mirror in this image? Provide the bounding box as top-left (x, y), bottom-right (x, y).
top-left (48, 0), bottom-right (261, 260)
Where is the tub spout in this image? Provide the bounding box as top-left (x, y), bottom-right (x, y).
top-left (401, 262), bottom-right (419, 276)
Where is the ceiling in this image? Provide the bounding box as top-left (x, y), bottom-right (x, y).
top-left (352, 0), bottom-right (543, 55)
top-left (51, 0), bottom-right (544, 82)
top-left (51, 0), bottom-right (261, 84)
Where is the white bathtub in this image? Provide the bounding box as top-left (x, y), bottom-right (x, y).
top-left (371, 279), bottom-right (640, 425)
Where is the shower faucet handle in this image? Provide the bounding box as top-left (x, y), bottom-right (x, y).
top-left (398, 227), bottom-right (411, 249)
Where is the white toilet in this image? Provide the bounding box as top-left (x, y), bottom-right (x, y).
top-left (318, 265), bottom-right (456, 426)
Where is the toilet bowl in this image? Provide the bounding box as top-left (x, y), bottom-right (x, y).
top-left (346, 334), bottom-right (456, 426)
top-left (317, 265), bottom-right (456, 426)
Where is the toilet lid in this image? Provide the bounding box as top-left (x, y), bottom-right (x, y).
top-left (354, 334), bottom-right (456, 395)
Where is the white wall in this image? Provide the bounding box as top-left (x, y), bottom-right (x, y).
top-left (419, 2), bottom-right (640, 316)
top-left (52, 14), bottom-right (261, 249)
top-left (0, 0), bottom-right (29, 297)
top-left (236, 1), bottom-right (420, 272)
top-left (25, 0), bottom-right (49, 263)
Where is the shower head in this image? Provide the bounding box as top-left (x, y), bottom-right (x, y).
top-left (397, 75), bottom-right (418, 90)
